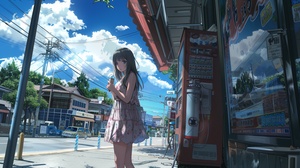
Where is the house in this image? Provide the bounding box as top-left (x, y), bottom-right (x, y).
top-left (88, 98), bottom-right (112, 135)
top-left (0, 85), bottom-right (12, 134)
top-left (152, 116), bottom-right (163, 128)
top-left (34, 84), bottom-right (93, 130)
top-left (0, 85), bottom-right (12, 124)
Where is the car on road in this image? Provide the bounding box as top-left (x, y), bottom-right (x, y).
top-left (48, 125), bottom-right (62, 136)
top-left (61, 126), bottom-right (89, 139)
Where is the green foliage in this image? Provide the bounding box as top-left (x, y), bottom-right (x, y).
top-left (234, 71), bottom-right (254, 94)
top-left (74, 72), bottom-right (91, 97)
top-left (104, 97), bottom-right (113, 105)
top-left (161, 64), bottom-right (177, 82)
top-left (2, 80), bottom-right (48, 109)
top-left (93, 0), bottom-right (114, 8)
top-left (71, 72), bottom-right (113, 104)
top-left (28, 71), bottom-right (62, 85)
top-left (0, 61), bottom-right (20, 85)
top-left (51, 77), bottom-right (63, 85)
top-left (2, 79), bottom-right (18, 106)
top-left (89, 88), bottom-right (112, 104)
top-left (29, 71), bottom-right (42, 85)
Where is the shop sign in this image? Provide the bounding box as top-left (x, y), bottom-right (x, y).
top-left (72, 110), bottom-right (94, 119)
top-left (267, 34), bottom-right (282, 60)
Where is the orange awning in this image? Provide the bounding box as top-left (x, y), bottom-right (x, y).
top-left (0, 109), bottom-right (9, 113)
top-left (0, 104), bottom-right (9, 113)
top-left (128, 0), bottom-right (171, 71)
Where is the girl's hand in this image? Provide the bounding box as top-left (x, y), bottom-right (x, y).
top-left (107, 79), bottom-right (114, 92)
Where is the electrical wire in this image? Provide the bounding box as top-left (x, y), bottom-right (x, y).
top-left (1, 1), bottom-right (170, 114)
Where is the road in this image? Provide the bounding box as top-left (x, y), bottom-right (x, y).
top-left (0, 136), bottom-right (164, 158)
top-left (0, 136), bottom-right (112, 158)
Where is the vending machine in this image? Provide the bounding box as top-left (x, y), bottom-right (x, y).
top-left (175, 28), bottom-right (224, 167)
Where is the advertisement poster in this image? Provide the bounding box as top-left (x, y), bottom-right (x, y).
top-left (222, 0), bottom-right (290, 137)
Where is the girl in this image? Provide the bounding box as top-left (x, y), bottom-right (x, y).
top-left (105, 47), bottom-right (149, 168)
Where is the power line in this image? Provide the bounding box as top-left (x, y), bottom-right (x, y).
top-left (1, 1), bottom-right (173, 104)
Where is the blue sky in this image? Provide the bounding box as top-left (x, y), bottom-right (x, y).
top-left (0, 0), bottom-right (175, 117)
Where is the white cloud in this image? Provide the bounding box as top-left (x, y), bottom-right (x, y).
top-left (147, 75), bottom-right (172, 89)
top-left (229, 29), bottom-right (269, 71)
top-left (0, 57), bottom-right (22, 71)
top-left (115, 25), bottom-right (129, 31)
top-left (0, 0), bottom-right (172, 90)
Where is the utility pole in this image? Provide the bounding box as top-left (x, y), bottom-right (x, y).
top-left (46, 69), bottom-right (55, 121)
top-left (33, 39), bottom-right (60, 137)
top-left (3, 0), bottom-right (42, 167)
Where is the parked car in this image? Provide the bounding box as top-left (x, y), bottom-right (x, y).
top-left (48, 125), bottom-right (62, 136)
top-left (61, 126), bottom-right (89, 139)
top-left (99, 128), bottom-right (106, 137)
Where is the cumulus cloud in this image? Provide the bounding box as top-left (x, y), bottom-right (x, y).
top-left (0, 0), bottom-right (171, 91)
top-left (147, 75), bottom-right (172, 89)
top-left (115, 25), bottom-right (129, 31)
top-left (0, 57), bottom-right (22, 71)
top-left (229, 29), bottom-right (269, 71)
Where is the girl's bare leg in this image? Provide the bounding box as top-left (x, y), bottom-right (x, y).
top-left (124, 143), bottom-right (134, 168)
top-left (113, 142), bottom-right (126, 168)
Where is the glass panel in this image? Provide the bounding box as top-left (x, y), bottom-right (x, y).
top-left (223, 0), bottom-right (290, 137)
top-left (291, 1), bottom-right (300, 98)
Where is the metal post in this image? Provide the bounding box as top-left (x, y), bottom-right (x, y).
top-left (17, 132), bottom-right (24, 160)
top-left (46, 69), bottom-right (55, 121)
top-left (74, 134), bottom-right (79, 151)
top-left (3, 0), bottom-right (42, 167)
top-left (162, 96), bottom-right (166, 146)
top-left (97, 135), bottom-right (101, 149)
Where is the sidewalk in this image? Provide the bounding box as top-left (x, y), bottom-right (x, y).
top-left (1, 143), bottom-right (177, 168)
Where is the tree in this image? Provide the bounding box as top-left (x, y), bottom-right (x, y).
top-left (89, 88), bottom-right (107, 99)
top-left (90, 88), bottom-right (113, 105)
top-left (93, 0), bottom-right (114, 8)
top-left (74, 72), bottom-right (91, 97)
top-left (2, 79), bottom-right (48, 132)
top-left (28, 71), bottom-right (48, 85)
top-left (162, 64), bottom-right (177, 82)
top-left (0, 60), bottom-right (20, 85)
top-left (234, 71), bottom-right (253, 94)
top-left (48, 77), bottom-right (63, 85)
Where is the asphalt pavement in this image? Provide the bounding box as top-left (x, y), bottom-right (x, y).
top-left (0, 137), bottom-right (177, 168)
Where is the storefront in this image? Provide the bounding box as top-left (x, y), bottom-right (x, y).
top-left (219, 0), bottom-right (300, 167)
top-left (129, 0), bottom-right (300, 167)
top-left (72, 111), bottom-right (94, 130)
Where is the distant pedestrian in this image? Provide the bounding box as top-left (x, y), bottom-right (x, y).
top-left (105, 47), bottom-right (149, 168)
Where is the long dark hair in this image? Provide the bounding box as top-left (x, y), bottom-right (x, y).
top-left (112, 47), bottom-right (143, 91)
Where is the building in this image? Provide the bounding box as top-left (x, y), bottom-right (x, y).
top-left (0, 85), bottom-right (12, 134)
top-left (35, 84), bottom-right (94, 130)
top-left (0, 85), bottom-right (12, 124)
top-left (152, 116), bottom-right (162, 128)
top-left (88, 98), bottom-right (112, 135)
top-left (128, 0), bottom-right (300, 167)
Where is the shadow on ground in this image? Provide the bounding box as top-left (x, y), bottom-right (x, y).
top-left (136, 146), bottom-right (175, 158)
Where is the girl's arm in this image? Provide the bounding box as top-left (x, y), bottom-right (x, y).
top-left (107, 72), bottom-right (136, 103)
